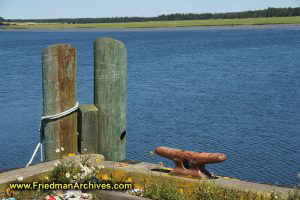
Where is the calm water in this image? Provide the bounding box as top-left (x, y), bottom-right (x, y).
top-left (0, 28), bottom-right (299, 186)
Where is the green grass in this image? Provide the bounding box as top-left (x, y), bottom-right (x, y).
top-left (5, 16), bottom-right (300, 30)
top-left (142, 177), bottom-right (300, 200)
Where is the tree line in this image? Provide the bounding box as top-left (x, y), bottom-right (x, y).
top-left (0, 17), bottom-right (4, 25)
top-left (2, 7), bottom-right (300, 24)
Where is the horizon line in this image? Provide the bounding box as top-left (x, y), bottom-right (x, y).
top-left (4, 6), bottom-right (299, 20)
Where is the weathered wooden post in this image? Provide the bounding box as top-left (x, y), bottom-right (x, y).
top-left (78, 105), bottom-right (98, 153)
top-left (42, 44), bottom-right (78, 161)
top-left (94, 38), bottom-right (127, 161)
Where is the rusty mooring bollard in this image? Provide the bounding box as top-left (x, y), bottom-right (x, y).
top-left (155, 147), bottom-right (227, 179)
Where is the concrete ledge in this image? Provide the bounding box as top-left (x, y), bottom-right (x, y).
top-left (99, 161), bottom-right (295, 195)
top-left (92, 190), bottom-right (149, 200)
top-left (0, 154), bottom-right (105, 184)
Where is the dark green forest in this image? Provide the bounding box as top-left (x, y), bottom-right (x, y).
top-left (0, 17), bottom-right (4, 25)
top-left (2, 7), bottom-right (300, 24)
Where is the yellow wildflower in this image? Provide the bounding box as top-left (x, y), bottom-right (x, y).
top-left (126, 177), bottom-right (133, 183)
top-left (101, 174), bottom-right (109, 181)
top-left (179, 188), bottom-right (184, 194)
top-left (67, 153), bottom-right (76, 157)
top-left (257, 192), bottom-right (261, 200)
top-left (239, 193), bottom-right (244, 200)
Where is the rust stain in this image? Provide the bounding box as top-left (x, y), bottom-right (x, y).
top-left (54, 45), bottom-right (77, 156)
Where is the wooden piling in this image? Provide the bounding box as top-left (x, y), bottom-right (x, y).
top-left (94, 38), bottom-right (127, 161)
top-left (78, 105), bottom-right (99, 154)
top-left (42, 44), bottom-right (77, 161)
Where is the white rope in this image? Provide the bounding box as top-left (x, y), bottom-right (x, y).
top-left (26, 143), bottom-right (41, 167)
top-left (26, 102), bottom-right (79, 167)
top-left (42, 102), bottom-right (79, 120)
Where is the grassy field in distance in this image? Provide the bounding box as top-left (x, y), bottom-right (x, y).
top-left (4, 16), bottom-right (300, 29)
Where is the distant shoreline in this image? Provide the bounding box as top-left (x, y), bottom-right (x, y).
top-left (2, 16), bottom-right (300, 31)
top-left (1, 23), bottom-right (300, 32)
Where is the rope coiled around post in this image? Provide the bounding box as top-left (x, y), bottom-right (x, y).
top-left (26, 102), bottom-right (79, 167)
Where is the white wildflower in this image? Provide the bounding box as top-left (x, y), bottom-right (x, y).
top-left (54, 162), bottom-right (58, 167)
top-left (98, 165), bottom-right (105, 170)
top-left (61, 147), bottom-right (64, 151)
top-left (127, 188), bottom-right (144, 194)
top-left (17, 176), bottom-right (23, 181)
top-left (80, 166), bottom-right (93, 180)
top-left (55, 148), bottom-right (60, 153)
top-left (84, 148), bottom-right (87, 151)
top-left (66, 172), bottom-right (70, 178)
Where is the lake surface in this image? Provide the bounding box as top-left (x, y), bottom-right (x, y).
top-left (0, 27), bottom-right (299, 186)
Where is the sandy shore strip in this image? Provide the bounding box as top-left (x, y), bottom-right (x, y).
top-left (1, 23), bottom-right (300, 32)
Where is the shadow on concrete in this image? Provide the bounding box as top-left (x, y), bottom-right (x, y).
top-left (119, 160), bottom-right (141, 165)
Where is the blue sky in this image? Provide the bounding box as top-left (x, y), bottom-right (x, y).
top-left (0, 0), bottom-right (299, 19)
